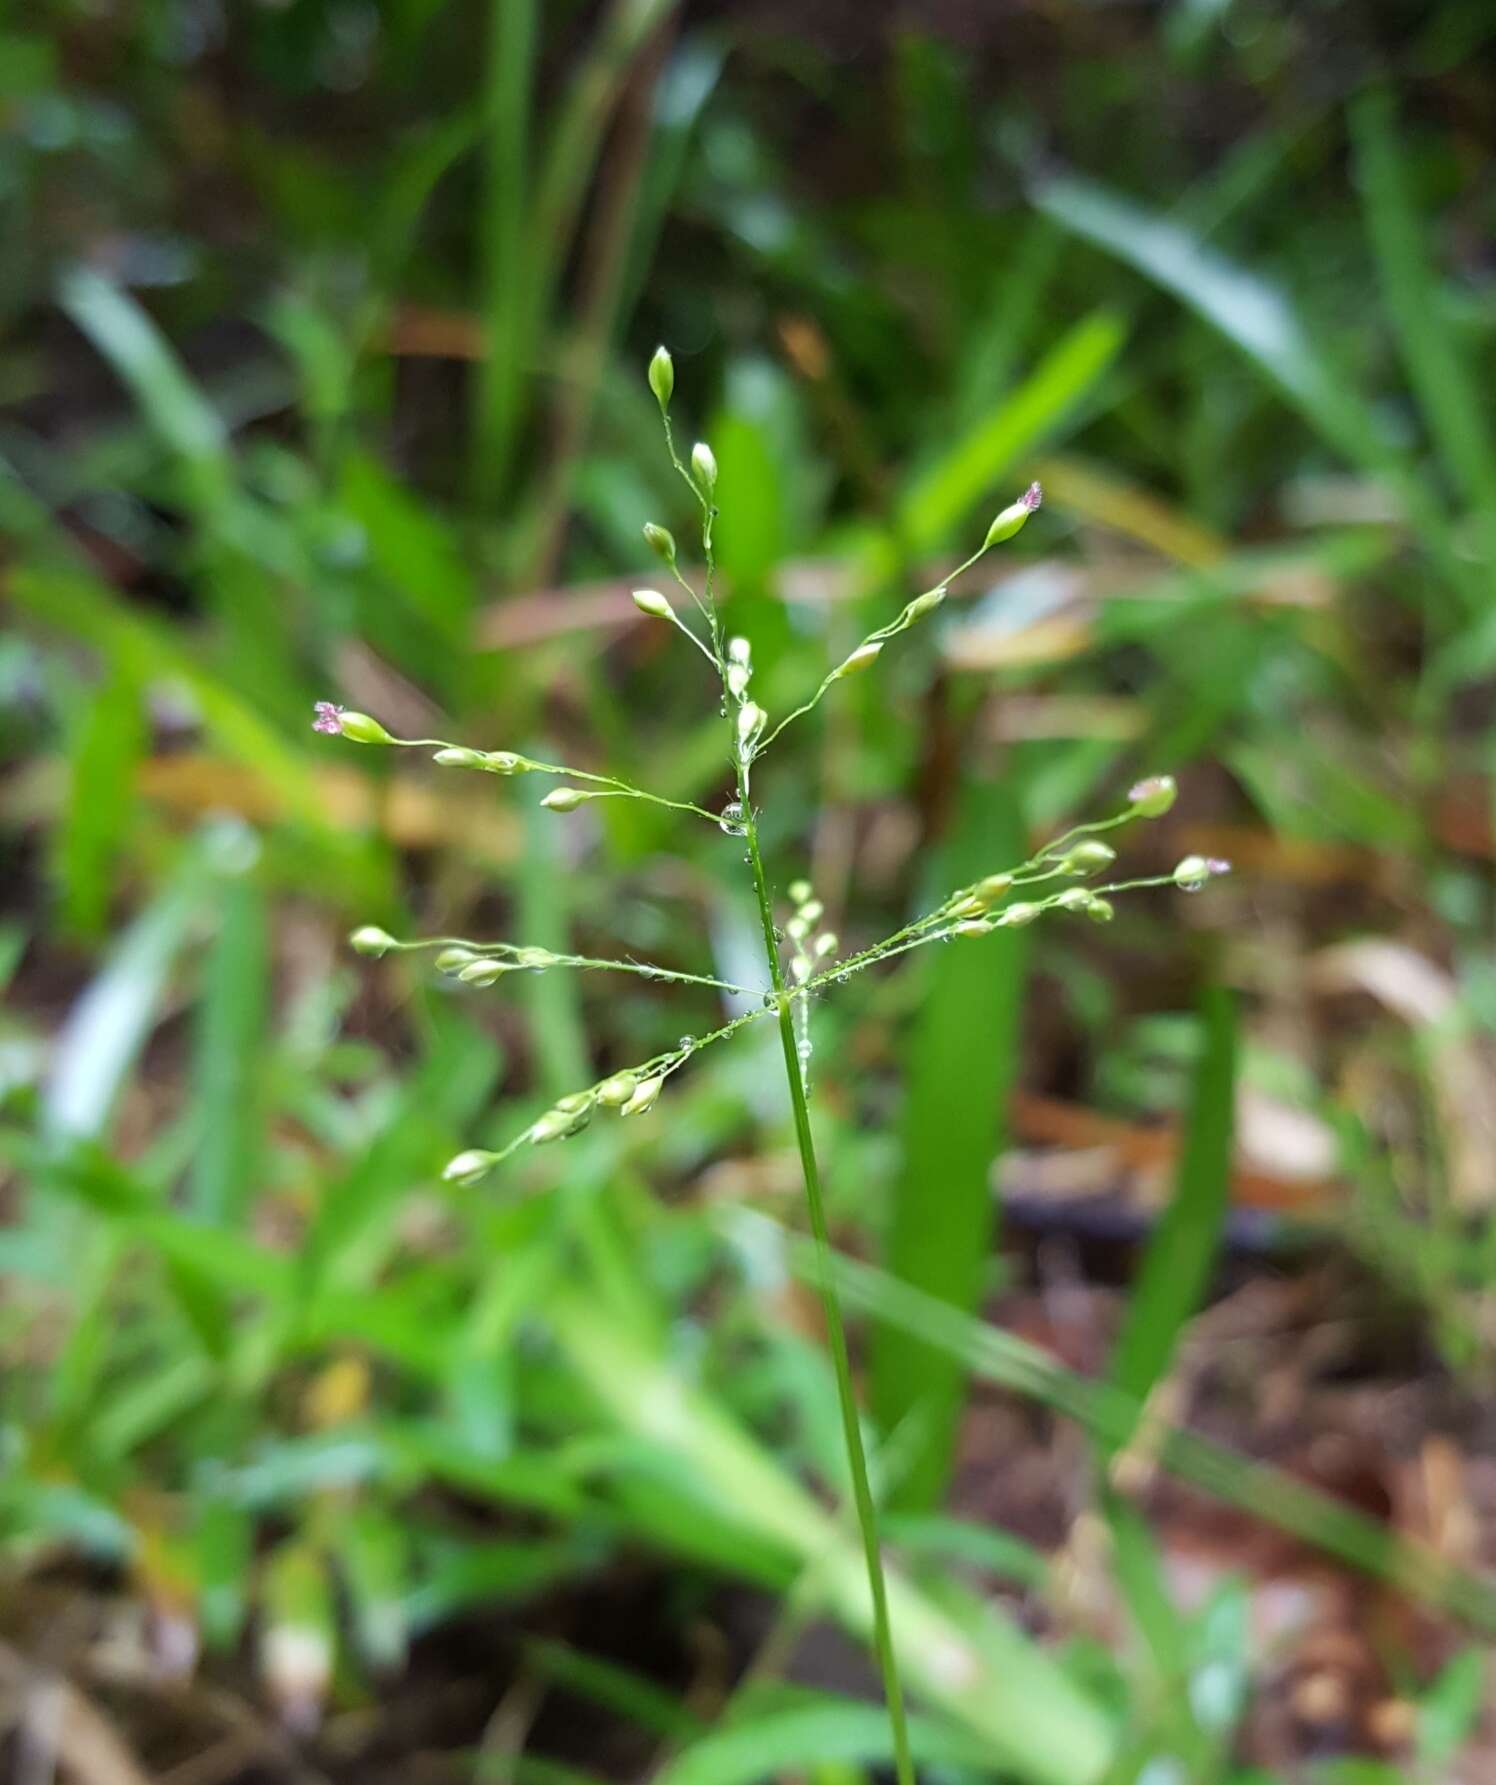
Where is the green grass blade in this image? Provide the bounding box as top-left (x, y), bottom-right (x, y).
top-left (471, 0), bottom-right (537, 511)
top-left (373, 107), bottom-right (482, 289)
top-left (877, 1512), bottom-right (1048, 1590)
top-left (8, 567), bottom-right (347, 841)
top-left (1107, 979), bottom-right (1237, 1428)
top-left (51, 664), bottom-right (145, 941)
top-left (613, 39), bottom-right (727, 326)
top-left (188, 874), bottom-right (269, 1226)
top-left (801, 1235), bottom-right (1496, 1632)
top-left (471, 0), bottom-right (679, 517)
top-left (1031, 168), bottom-right (1477, 608)
top-left (519, 792), bottom-right (589, 1092)
top-left (523, 0), bottom-right (682, 349)
top-left (525, 1637), bottom-right (705, 1742)
top-left (1030, 172), bottom-right (1365, 455)
top-left (58, 268), bottom-right (232, 511)
top-left (1350, 89), bottom-right (1496, 545)
top-left (896, 309), bottom-right (1124, 556)
top-left (654, 1697), bottom-right (996, 1785)
top-left (871, 777), bottom-right (1028, 1510)
top-left (550, 1289), bottom-right (1116, 1785)
top-left (299, 1014), bottom-right (500, 1296)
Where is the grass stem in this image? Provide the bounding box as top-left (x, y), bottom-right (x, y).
top-left (737, 771), bottom-right (916, 1785)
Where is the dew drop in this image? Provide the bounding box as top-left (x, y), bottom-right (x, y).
top-left (718, 800), bottom-right (747, 837)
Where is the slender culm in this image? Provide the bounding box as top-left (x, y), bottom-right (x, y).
top-left (738, 771), bottom-right (917, 1785)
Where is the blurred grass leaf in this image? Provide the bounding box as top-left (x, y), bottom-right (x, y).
top-left (552, 1287), bottom-right (1116, 1785)
top-left (42, 854), bottom-right (208, 1145)
top-left (526, 1637), bottom-right (705, 1741)
top-left (1108, 980), bottom-right (1237, 1427)
top-left (52, 665), bottom-right (145, 940)
top-left (655, 1697), bottom-right (994, 1785)
top-left (871, 777), bottom-right (1028, 1511)
top-left (59, 269), bottom-right (231, 510)
top-left (1416, 1649), bottom-right (1486, 1765)
top-left (1031, 173), bottom-right (1368, 454)
top-left (1350, 90), bottom-right (1496, 544)
top-left (189, 875), bottom-right (269, 1226)
top-left (1031, 168), bottom-right (1477, 610)
top-left (793, 1228), bottom-right (1496, 1631)
top-left (897, 309), bottom-right (1124, 556)
top-left (8, 567), bottom-right (353, 845)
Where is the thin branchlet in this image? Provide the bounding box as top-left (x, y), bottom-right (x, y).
top-left (357, 933), bottom-right (760, 998)
top-left (312, 718), bottom-right (723, 826)
top-left (440, 1003), bottom-right (771, 1184)
top-left (757, 543), bottom-right (987, 756)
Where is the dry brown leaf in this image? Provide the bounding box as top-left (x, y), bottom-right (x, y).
top-left (134, 758), bottom-right (521, 860)
top-left (1311, 939), bottom-right (1496, 1211)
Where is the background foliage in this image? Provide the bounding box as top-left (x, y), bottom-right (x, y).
top-left (2, 2), bottom-right (1495, 1780)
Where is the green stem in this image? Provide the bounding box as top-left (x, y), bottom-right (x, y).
top-left (737, 769), bottom-right (916, 1785)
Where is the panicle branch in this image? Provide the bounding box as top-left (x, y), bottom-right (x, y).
top-left (756, 482), bottom-right (1043, 757)
top-left (310, 705), bottom-right (722, 826)
top-left (439, 1002), bottom-right (771, 1187)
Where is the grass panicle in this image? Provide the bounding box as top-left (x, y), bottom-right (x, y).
top-left (316, 349), bottom-right (1229, 1772)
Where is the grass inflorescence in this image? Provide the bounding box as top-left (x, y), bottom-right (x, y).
top-left (318, 351), bottom-right (1228, 1776)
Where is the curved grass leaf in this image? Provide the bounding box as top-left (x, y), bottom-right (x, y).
top-left (897, 308), bottom-right (1125, 556)
top-left (189, 875), bottom-right (268, 1226)
top-left (1107, 979), bottom-right (1237, 1431)
top-left (871, 776), bottom-right (1028, 1510)
top-left (1030, 167), bottom-right (1475, 611)
top-left (1030, 172), bottom-right (1367, 455)
top-left (655, 1697), bottom-right (995, 1785)
top-left (1350, 89), bottom-right (1496, 560)
top-left (59, 268), bottom-right (231, 511)
top-left (799, 1232), bottom-right (1496, 1633)
top-left (550, 1289), bottom-right (1116, 1785)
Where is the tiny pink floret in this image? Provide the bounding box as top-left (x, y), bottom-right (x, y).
top-left (1021, 481), bottom-right (1043, 512)
top-left (312, 701), bottom-right (345, 735)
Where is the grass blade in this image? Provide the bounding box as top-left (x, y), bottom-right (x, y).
top-left (42, 859), bottom-right (209, 1146)
top-left (525, 1638), bottom-right (705, 1742)
top-left (188, 874), bottom-right (269, 1226)
top-left (523, 0), bottom-right (681, 359)
top-left (896, 309), bottom-right (1124, 557)
top-left (471, 0), bottom-right (537, 511)
top-left (1030, 172), bottom-right (1363, 454)
top-left (1350, 89), bottom-right (1496, 551)
top-left (1031, 168), bottom-right (1476, 609)
top-left (654, 1697), bottom-right (995, 1785)
top-left (550, 1289), bottom-right (1116, 1785)
top-left (8, 566), bottom-right (350, 843)
top-left (795, 1233), bottom-right (1496, 1632)
top-left (58, 268), bottom-right (231, 511)
top-left (871, 776), bottom-right (1028, 1510)
top-left (1107, 978), bottom-right (1237, 1428)
top-left (518, 792), bottom-right (590, 1093)
top-left (51, 665), bottom-right (145, 941)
